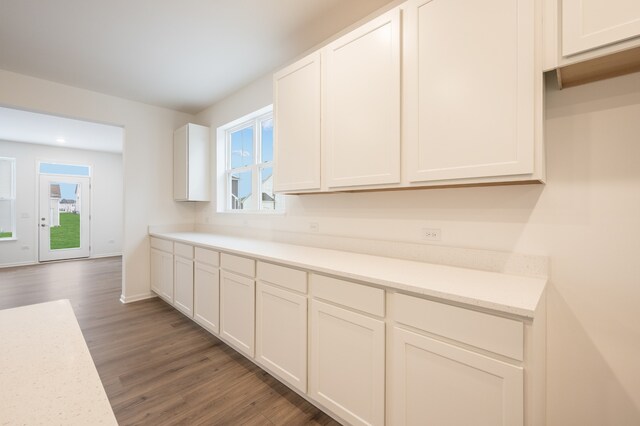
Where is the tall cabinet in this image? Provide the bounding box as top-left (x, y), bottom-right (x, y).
top-left (174, 123), bottom-right (210, 201)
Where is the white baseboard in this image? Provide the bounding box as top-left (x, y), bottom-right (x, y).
top-left (120, 292), bottom-right (158, 304)
top-left (0, 260), bottom-right (38, 269)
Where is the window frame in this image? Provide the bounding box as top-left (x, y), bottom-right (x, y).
top-left (0, 157), bottom-right (17, 241)
top-left (217, 105), bottom-right (283, 214)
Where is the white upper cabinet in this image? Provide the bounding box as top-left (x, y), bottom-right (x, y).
top-left (273, 52), bottom-right (322, 193)
top-left (273, 1), bottom-right (544, 193)
top-left (404, 0), bottom-right (536, 183)
top-left (174, 123), bottom-right (210, 201)
top-left (322, 8), bottom-right (401, 189)
top-left (562, 0), bottom-right (640, 57)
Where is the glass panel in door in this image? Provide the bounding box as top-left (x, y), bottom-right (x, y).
top-left (48, 182), bottom-right (81, 250)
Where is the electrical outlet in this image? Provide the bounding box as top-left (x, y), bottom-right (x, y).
top-left (309, 222), bottom-right (319, 233)
top-left (422, 228), bottom-right (442, 241)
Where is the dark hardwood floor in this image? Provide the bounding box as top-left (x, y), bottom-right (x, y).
top-left (0, 257), bottom-right (340, 425)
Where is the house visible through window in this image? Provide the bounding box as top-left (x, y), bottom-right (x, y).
top-left (0, 157), bottom-right (16, 240)
top-left (221, 105), bottom-right (282, 212)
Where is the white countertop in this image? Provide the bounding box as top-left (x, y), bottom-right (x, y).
top-left (0, 300), bottom-right (117, 426)
top-left (150, 232), bottom-right (547, 318)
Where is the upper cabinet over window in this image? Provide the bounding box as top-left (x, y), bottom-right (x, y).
top-left (273, 1), bottom-right (544, 194)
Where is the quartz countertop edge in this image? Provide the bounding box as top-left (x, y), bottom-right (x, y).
top-left (0, 299), bottom-right (118, 425)
top-left (150, 231), bottom-right (547, 319)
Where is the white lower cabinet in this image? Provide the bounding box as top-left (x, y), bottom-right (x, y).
top-left (174, 255), bottom-right (194, 317)
top-left (150, 248), bottom-right (174, 304)
top-left (256, 281), bottom-right (307, 392)
top-left (390, 326), bottom-right (523, 426)
top-left (149, 239), bottom-right (543, 426)
top-left (194, 262), bottom-right (220, 334)
top-left (309, 299), bottom-right (385, 426)
top-left (220, 270), bottom-right (255, 357)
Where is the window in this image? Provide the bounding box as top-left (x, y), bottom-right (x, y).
top-left (219, 105), bottom-right (283, 212)
top-left (0, 157), bottom-right (16, 240)
top-left (39, 162), bottom-right (91, 176)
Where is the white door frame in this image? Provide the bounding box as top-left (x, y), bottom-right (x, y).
top-left (38, 174), bottom-right (91, 262)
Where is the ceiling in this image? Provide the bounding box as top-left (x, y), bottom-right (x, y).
top-left (0, 107), bottom-right (124, 153)
top-left (0, 0), bottom-right (393, 114)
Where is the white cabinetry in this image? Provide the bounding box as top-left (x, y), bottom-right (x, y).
top-left (256, 262), bottom-right (308, 393)
top-left (309, 275), bottom-right (385, 426)
top-left (148, 235), bottom-right (545, 426)
top-left (173, 123), bottom-right (210, 201)
top-left (389, 292), bottom-right (526, 426)
top-left (273, 52), bottom-right (321, 192)
top-left (403, 0), bottom-right (537, 183)
top-left (562, 0), bottom-right (640, 57)
top-left (173, 243), bottom-right (194, 317)
top-left (150, 237), bottom-right (173, 304)
top-left (220, 254), bottom-right (256, 358)
top-left (391, 327), bottom-right (523, 426)
top-left (194, 247), bottom-right (220, 334)
top-left (323, 8), bottom-right (401, 189)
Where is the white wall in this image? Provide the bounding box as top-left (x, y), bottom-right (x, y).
top-left (0, 140), bottom-right (123, 266)
top-left (196, 71), bottom-right (640, 424)
top-left (0, 69), bottom-right (196, 301)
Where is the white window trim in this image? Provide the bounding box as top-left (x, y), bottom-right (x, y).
top-left (0, 157), bottom-right (17, 241)
top-left (216, 105), bottom-right (284, 214)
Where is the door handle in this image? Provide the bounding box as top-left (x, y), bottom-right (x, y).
top-left (40, 224), bottom-right (47, 227)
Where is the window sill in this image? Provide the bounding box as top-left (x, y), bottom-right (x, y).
top-left (216, 210), bottom-right (286, 216)
top-left (0, 237), bottom-right (17, 242)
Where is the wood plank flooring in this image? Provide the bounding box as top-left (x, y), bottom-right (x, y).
top-left (0, 257), bottom-right (340, 425)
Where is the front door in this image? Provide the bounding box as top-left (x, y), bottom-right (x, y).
top-left (38, 175), bottom-right (91, 261)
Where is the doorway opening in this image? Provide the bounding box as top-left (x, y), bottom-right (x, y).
top-left (38, 162), bottom-right (91, 262)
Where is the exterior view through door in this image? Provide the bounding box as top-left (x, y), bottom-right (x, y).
top-left (38, 163), bottom-right (91, 262)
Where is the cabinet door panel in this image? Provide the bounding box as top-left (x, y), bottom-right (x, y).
top-left (323, 8), bottom-right (401, 188)
top-left (563, 0), bottom-right (640, 56)
top-left (391, 326), bottom-right (523, 426)
top-left (404, 0), bottom-right (534, 182)
top-left (194, 262), bottom-right (220, 334)
top-left (152, 249), bottom-right (173, 304)
top-left (309, 300), bottom-right (385, 426)
top-left (256, 282), bottom-right (307, 392)
top-left (174, 256), bottom-right (194, 317)
top-left (274, 52), bottom-right (321, 192)
top-left (150, 248), bottom-right (162, 296)
top-left (220, 271), bottom-right (255, 357)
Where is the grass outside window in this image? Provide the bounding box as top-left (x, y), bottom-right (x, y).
top-left (50, 213), bottom-right (80, 250)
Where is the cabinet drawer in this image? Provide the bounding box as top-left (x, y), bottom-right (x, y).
top-left (150, 237), bottom-right (173, 253)
top-left (393, 293), bottom-right (523, 361)
top-left (174, 242), bottom-right (193, 259)
top-left (310, 274), bottom-right (384, 317)
top-left (195, 247), bottom-right (219, 267)
top-left (221, 253), bottom-right (256, 277)
top-left (257, 261), bottom-right (307, 294)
